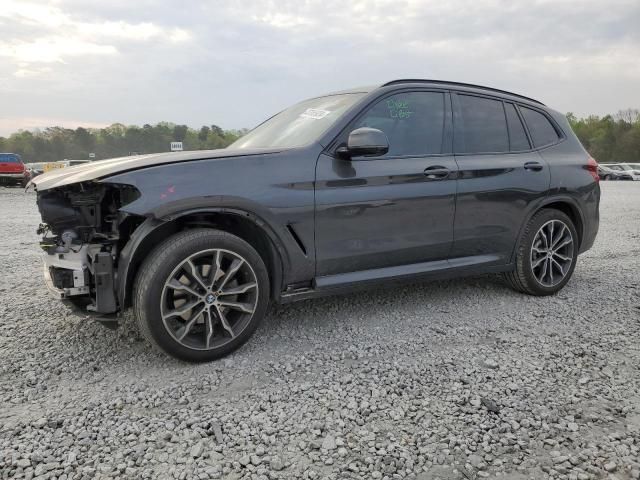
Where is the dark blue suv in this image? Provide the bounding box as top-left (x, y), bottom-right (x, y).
top-left (31, 79), bottom-right (600, 361)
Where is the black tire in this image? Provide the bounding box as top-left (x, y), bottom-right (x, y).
top-left (603, 175), bottom-right (611, 181)
top-left (133, 229), bottom-right (270, 362)
top-left (503, 209), bottom-right (578, 296)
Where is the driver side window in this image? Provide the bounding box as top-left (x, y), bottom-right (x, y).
top-left (354, 91), bottom-right (445, 156)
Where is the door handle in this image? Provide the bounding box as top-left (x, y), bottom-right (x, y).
top-left (524, 161), bottom-right (544, 172)
top-left (423, 165), bottom-right (450, 179)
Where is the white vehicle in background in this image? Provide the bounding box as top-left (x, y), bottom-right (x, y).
top-left (606, 163), bottom-right (640, 181)
top-left (26, 162), bottom-right (46, 178)
top-left (598, 164), bottom-right (624, 180)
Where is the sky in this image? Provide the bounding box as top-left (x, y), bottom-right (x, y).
top-left (0, 0), bottom-right (639, 136)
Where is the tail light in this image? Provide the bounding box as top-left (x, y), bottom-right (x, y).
top-left (586, 157), bottom-right (599, 183)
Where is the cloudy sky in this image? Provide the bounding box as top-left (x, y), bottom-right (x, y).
top-left (0, 0), bottom-right (638, 136)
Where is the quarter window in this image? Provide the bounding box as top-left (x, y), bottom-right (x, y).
top-left (456, 95), bottom-right (509, 154)
top-left (354, 92), bottom-right (445, 156)
top-left (520, 106), bottom-right (560, 148)
top-left (505, 103), bottom-right (530, 151)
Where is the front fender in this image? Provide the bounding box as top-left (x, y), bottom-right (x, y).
top-left (136, 195), bottom-right (296, 278)
top-left (116, 200), bottom-right (304, 309)
top-left (116, 217), bottom-right (165, 309)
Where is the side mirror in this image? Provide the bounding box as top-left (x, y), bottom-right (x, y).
top-left (337, 127), bottom-right (389, 158)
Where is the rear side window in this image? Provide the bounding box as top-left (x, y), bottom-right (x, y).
top-left (354, 91), bottom-right (445, 156)
top-left (520, 106), bottom-right (560, 148)
top-left (505, 103), bottom-right (530, 151)
top-left (456, 95), bottom-right (508, 153)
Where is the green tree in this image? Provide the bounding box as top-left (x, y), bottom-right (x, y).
top-left (0, 122), bottom-right (242, 163)
top-left (198, 126), bottom-right (211, 142)
top-left (567, 110), bottom-right (640, 163)
top-left (172, 125), bottom-right (189, 143)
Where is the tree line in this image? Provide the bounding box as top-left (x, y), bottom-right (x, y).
top-left (0, 110), bottom-right (638, 164)
top-left (0, 122), bottom-right (247, 164)
top-left (567, 109), bottom-right (640, 164)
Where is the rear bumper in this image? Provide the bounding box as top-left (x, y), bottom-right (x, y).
top-left (579, 184), bottom-right (600, 254)
top-left (579, 216), bottom-right (599, 253)
top-left (0, 173), bottom-right (24, 181)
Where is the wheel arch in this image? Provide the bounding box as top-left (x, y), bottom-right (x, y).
top-left (117, 208), bottom-right (289, 310)
top-left (510, 196), bottom-right (585, 263)
top-left (538, 198), bottom-right (584, 247)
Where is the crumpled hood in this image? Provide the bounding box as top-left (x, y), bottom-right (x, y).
top-left (29, 147), bottom-right (283, 191)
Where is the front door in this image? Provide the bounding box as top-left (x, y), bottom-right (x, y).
top-left (314, 90), bottom-right (458, 277)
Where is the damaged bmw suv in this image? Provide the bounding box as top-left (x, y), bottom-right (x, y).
top-left (30, 79), bottom-right (600, 362)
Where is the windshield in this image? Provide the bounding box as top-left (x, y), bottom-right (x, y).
top-left (0, 153), bottom-right (20, 163)
top-left (229, 93), bottom-right (365, 149)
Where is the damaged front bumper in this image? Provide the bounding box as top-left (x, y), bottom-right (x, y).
top-left (41, 244), bottom-right (118, 314)
top-left (42, 246), bottom-right (91, 298)
top-left (34, 180), bottom-right (142, 317)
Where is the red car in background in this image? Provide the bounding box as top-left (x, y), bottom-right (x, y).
top-left (0, 153), bottom-right (29, 187)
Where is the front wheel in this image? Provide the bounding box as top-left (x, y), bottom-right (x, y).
top-left (133, 229), bottom-right (270, 362)
top-left (503, 209), bottom-right (578, 296)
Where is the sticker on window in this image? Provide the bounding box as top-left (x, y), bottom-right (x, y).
top-left (386, 99), bottom-right (413, 119)
top-left (300, 108), bottom-right (331, 120)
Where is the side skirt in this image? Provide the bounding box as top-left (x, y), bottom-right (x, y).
top-left (279, 254), bottom-right (513, 304)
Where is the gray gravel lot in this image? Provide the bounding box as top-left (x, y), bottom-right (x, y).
top-left (1, 182), bottom-right (639, 480)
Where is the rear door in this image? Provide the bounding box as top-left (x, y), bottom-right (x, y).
top-left (450, 93), bottom-right (551, 264)
top-left (314, 90), bottom-right (458, 276)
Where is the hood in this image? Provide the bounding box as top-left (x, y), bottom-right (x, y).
top-left (29, 147), bottom-right (283, 191)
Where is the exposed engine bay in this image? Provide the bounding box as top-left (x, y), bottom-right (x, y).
top-left (36, 182), bottom-right (141, 314)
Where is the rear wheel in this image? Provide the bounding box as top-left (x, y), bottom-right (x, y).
top-left (133, 229), bottom-right (269, 362)
top-left (603, 174), bottom-right (611, 181)
top-left (503, 209), bottom-right (578, 296)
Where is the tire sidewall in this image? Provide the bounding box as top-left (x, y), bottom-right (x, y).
top-left (136, 230), bottom-right (270, 362)
top-left (520, 210), bottom-right (578, 295)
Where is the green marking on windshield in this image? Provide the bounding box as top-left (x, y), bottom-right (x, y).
top-left (386, 99), bottom-right (413, 119)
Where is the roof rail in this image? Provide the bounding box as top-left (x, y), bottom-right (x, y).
top-left (381, 79), bottom-right (545, 106)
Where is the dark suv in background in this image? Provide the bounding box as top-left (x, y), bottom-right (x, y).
top-left (30, 79), bottom-right (600, 361)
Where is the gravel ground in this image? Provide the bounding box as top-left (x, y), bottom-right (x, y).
top-left (1, 182), bottom-right (639, 480)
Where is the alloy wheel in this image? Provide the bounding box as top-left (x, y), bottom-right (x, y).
top-left (530, 220), bottom-right (574, 287)
top-left (160, 249), bottom-right (259, 351)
